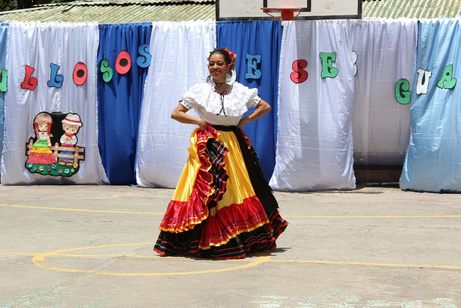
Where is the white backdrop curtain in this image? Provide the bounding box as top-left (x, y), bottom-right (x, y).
top-left (1, 22), bottom-right (107, 184)
top-left (135, 21), bottom-right (216, 188)
top-left (351, 18), bottom-right (417, 166)
top-left (270, 20), bottom-right (356, 191)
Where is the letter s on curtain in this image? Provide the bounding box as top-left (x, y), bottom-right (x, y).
top-left (100, 59), bottom-right (113, 83)
top-left (137, 44), bottom-right (152, 68)
top-left (290, 59), bottom-right (308, 84)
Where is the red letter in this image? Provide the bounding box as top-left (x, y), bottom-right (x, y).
top-left (20, 65), bottom-right (38, 91)
top-left (115, 51), bottom-right (132, 75)
top-left (73, 62), bottom-right (88, 86)
top-left (290, 60), bottom-right (308, 84)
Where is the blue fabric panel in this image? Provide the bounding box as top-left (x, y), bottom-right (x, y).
top-left (97, 23), bottom-right (151, 184)
top-left (217, 21), bottom-right (281, 181)
top-left (400, 19), bottom-right (461, 192)
top-left (0, 22), bottom-right (8, 178)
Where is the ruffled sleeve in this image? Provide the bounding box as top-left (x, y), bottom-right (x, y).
top-left (229, 83), bottom-right (260, 109)
top-left (246, 88), bottom-right (261, 108)
top-left (180, 84), bottom-right (208, 110)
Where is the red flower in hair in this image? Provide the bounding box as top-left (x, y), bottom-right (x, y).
top-left (222, 47), bottom-right (237, 67)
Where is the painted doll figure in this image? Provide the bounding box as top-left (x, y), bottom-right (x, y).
top-left (27, 112), bottom-right (57, 165)
top-left (59, 113), bottom-right (82, 166)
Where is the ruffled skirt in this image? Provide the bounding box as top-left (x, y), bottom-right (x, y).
top-left (154, 125), bottom-right (288, 259)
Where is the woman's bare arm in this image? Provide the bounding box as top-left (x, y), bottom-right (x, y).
top-left (171, 103), bottom-right (207, 130)
top-left (237, 99), bottom-right (271, 129)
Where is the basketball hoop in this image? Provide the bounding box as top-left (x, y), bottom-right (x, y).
top-left (261, 7), bottom-right (302, 21)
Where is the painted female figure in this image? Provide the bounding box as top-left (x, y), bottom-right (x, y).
top-left (27, 112), bottom-right (57, 165)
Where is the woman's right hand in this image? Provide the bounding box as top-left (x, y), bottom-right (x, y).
top-left (197, 119), bottom-right (208, 130)
top-left (171, 103), bottom-right (207, 130)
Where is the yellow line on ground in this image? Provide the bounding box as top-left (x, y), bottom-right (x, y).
top-left (2, 248), bottom-right (460, 272)
top-left (0, 252), bottom-right (156, 259)
top-left (268, 259), bottom-right (461, 271)
top-left (31, 243), bottom-right (271, 276)
top-left (47, 253), bottom-right (258, 261)
top-left (53, 253), bottom-right (157, 259)
top-left (31, 252), bottom-right (461, 271)
top-left (284, 215), bottom-right (461, 219)
top-left (0, 204), bottom-right (163, 215)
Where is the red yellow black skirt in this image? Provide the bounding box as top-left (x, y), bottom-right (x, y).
top-left (154, 125), bottom-right (288, 259)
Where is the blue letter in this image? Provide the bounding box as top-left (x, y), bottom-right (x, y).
top-left (245, 54), bottom-right (261, 80)
top-left (47, 63), bottom-right (64, 88)
top-left (137, 44), bottom-right (152, 68)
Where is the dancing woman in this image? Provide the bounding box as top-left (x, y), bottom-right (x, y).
top-left (154, 48), bottom-right (288, 259)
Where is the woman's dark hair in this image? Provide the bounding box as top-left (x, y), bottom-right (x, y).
top-left (208, 48), bottom-right (232, 64)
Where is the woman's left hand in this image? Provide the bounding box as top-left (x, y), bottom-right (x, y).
top-left (237, 117), bottom-right (250, 129)
top-left (238, 100), bottom-right (272, 129)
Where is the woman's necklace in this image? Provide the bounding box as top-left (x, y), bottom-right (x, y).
top-left (214, 82), bottom-right (229, 94)
top-left (214, 82), bottom-right (230, 116)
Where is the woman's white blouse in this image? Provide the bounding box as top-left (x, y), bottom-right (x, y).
top-left (180, 82), bottom-right (261, 126)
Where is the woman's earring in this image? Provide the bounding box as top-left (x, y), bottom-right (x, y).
top-left (206, 75), bottom-right (212, 84)
top-left (225, 69), bottom-right (236, 85)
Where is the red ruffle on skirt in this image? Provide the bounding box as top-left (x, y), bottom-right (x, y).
top-left (159, 126), bottom-right (228, 233)
top-left (199, 195), bottom-right (269, 249)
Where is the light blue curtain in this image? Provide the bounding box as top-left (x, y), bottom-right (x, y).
top-left (97, 23), bottom-right (152, 184)
top-left (0, 22), bottom-right (8, 183)
top-left (400, 19), bottom-right (461, 192)
top-left (217, 21), bottom-right (282, 181)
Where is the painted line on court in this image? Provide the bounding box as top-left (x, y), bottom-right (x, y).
top-left (285, 214), bottom-right (461, 219)
top-left (2, 246), bottom-right (460, 274)
top-left (268, 259), bottom-right (461, 271)
top-left (31, 243), bottom-right (271, 277)
top-left (32, 254), bottom-right (461, 271)
top-left (3, 204), bottom-right (461, 219)
top-left (0, 204), bottom-right (163, 215)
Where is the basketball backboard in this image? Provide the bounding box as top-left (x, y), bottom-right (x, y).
top-left (216, 0), bottom-right (361, 20)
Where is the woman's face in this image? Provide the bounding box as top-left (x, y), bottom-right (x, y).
top-left (208, 53), bottom-right (231, 83)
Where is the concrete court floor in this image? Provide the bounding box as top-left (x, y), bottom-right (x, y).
top-left (0, 184), bottom-right (460, 307)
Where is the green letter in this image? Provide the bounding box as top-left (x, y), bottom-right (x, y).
top-left (0, 69), bottom-right (7, 93)
top-left (319, 52), bottom-right (338, 79)
top-left (437, 64), bottom-right (457, 89)
top-left (395, 78), bottom-right (411, 105)
top-left (100, 59), bottom-right (113, 83)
